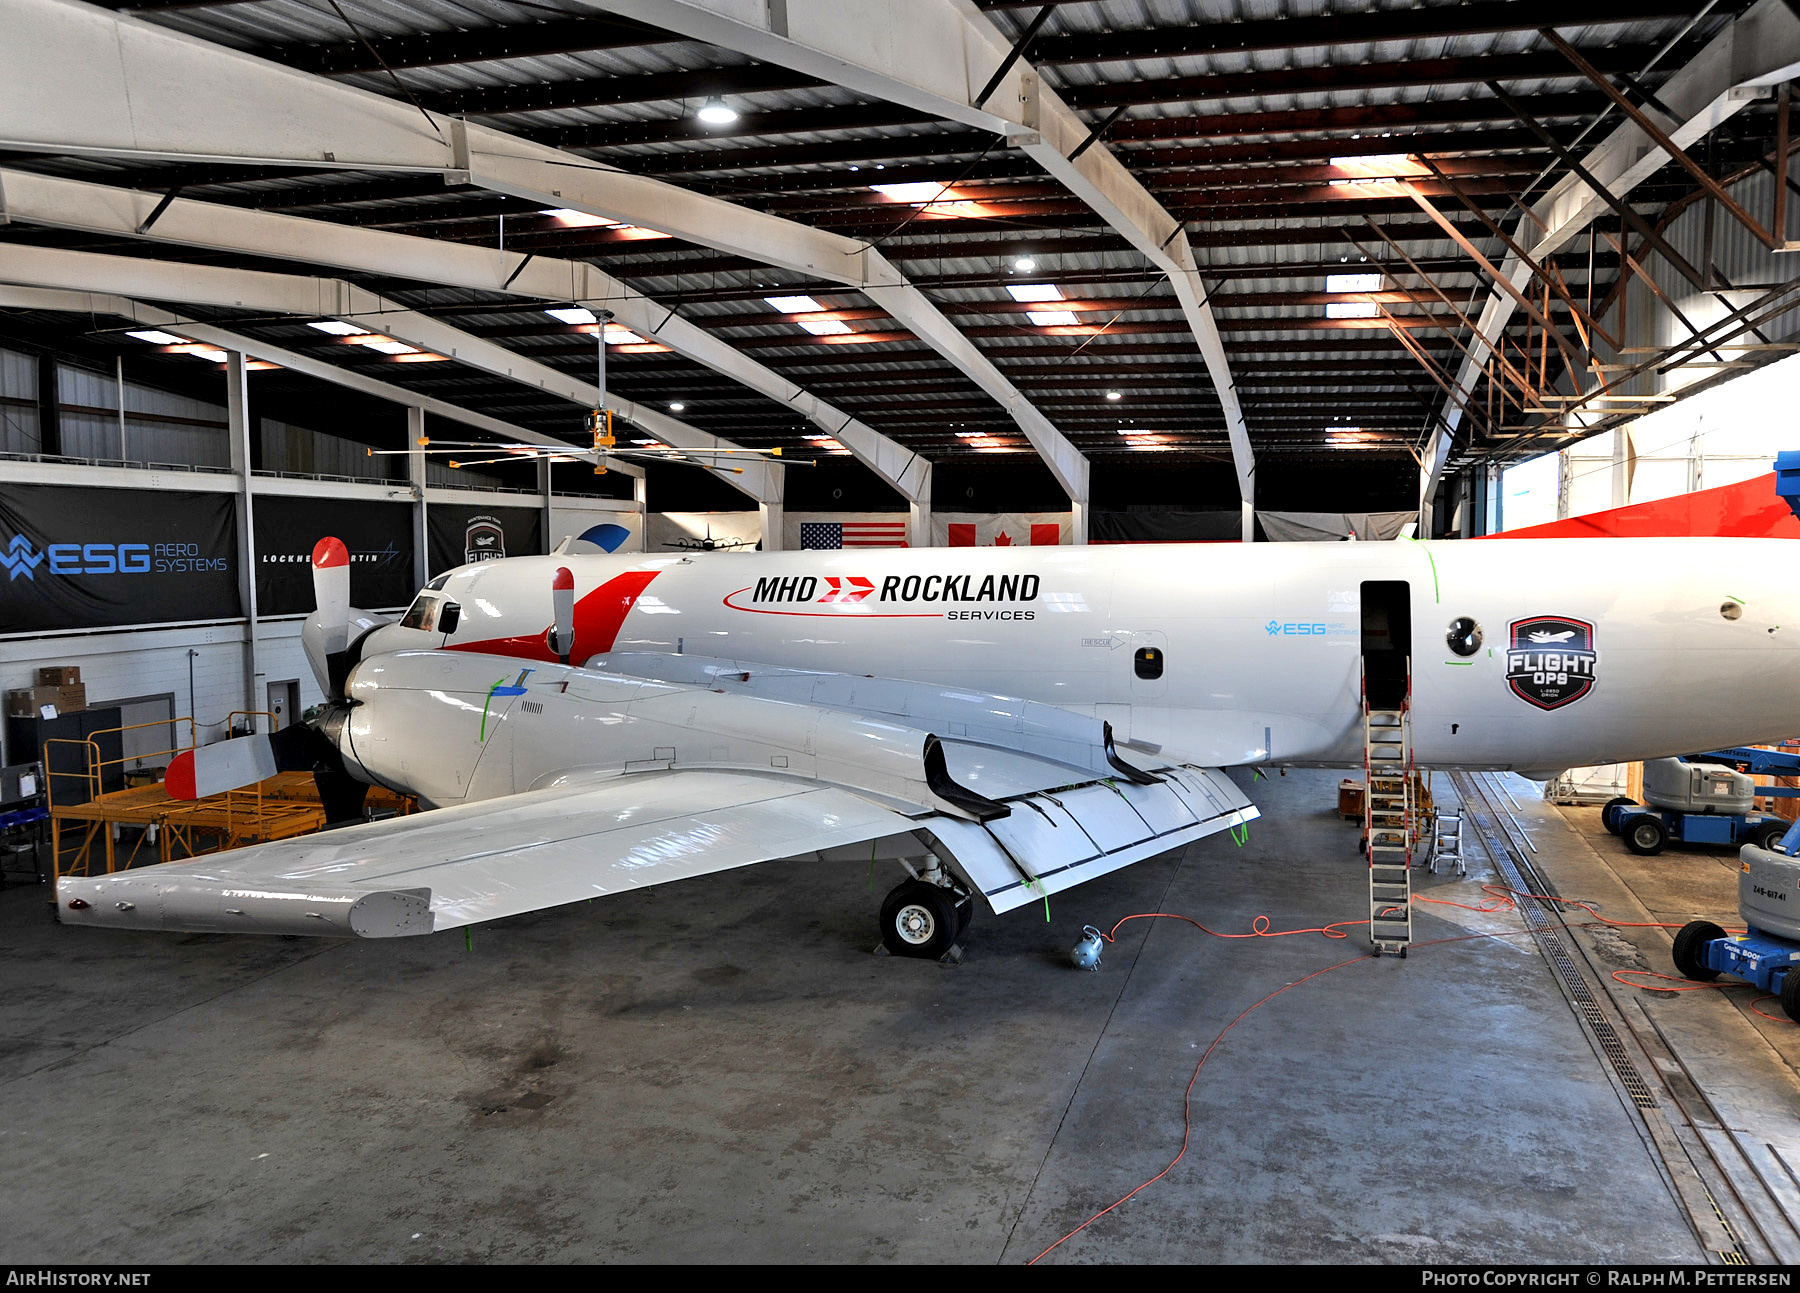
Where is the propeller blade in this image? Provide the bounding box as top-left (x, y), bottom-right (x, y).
top-left (303, 537), bottom-right (356, 700)
top-left (166, 723), bottom-right (317, 800)
top-left (312, 537), bottom-right (351, 656)
top-left (551, 566), bottom-right (575, 664)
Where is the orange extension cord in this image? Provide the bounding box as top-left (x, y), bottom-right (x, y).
top-left (1027, 888), bottom-right (1780, 1265)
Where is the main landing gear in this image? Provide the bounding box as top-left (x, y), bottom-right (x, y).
top-left (878, 857), bottom-right (973, 961)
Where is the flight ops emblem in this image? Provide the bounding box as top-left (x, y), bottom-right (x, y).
top-left (1505, 615), bottom-right (1598, 711)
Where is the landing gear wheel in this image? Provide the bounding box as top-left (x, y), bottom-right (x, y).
top-left (1624, 816), bottom-right (1668, 857)
top-left (1782, 967), bottom-right (1800, 1024)
top-left (880, 880), bottom-right (960, 960)
top-left (1602, 796), bottom-right (1637, 835)
top-left (1672, 920), bottom-right (1725, 982)
top-left (1752, 822), bottom-right (1788, 853)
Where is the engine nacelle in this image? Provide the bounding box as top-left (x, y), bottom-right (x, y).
top-left (334, 650), bottom-right (1006, 821)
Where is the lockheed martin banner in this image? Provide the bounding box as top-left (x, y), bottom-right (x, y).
top-left (427, 504), bottom-right (543, 577)
top-left (255, 496), bottom-right (415, 615)
top-left (0, 484), bottom-right (240, 633)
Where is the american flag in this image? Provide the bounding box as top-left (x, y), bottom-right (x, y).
top-left (801, 520), bottom-right (909, 549)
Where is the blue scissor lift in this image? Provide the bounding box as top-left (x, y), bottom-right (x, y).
top-left (1666, 453), bottom-right (1800, 1020)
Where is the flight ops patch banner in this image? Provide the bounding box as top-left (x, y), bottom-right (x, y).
top-left (0, 483), bottom-right (239, 633)
top-left (427, 504), bottom-right (543, 577)
top-left (254, 496), bottom-right (415, 616)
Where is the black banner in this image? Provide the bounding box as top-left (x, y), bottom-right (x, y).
top-left (0, 484), bottom-right (240, 633)
top-left (1091, 510), bottom-right (1244, 543)
top-left (427, 504), bottom-right (542, 577)
top-left (254, 496), bottom-right (415, 615)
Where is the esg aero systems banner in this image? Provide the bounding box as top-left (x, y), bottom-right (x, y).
top-left (0, 483), bottom-right (240, 633)
top-left (427, 504), bottom-right (543, 577)
top-left (254, 496), bottom-right (416, 615)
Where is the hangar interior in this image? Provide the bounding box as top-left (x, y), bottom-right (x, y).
top-left (7, 0), bottom-right (1800, 1266)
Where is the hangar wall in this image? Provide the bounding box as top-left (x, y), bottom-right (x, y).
top-left (1498, 352), bottom-right (1800, 533)
top-left (0, 461), bottom-right (641, 765)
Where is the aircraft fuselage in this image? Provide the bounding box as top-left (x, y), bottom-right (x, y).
top-left (362, 537), bottom-right (1800, 775)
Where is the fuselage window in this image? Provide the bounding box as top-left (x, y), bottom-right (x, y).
top-left (1134, 647), bottom-right (1164, 680)
top-left (1446, 616), bottom-right (1482, 656)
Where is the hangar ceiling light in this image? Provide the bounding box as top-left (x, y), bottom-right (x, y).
top-left (696, 96), bottom-right (738, 125)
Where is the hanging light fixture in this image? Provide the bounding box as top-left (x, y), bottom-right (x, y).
top-left (696, 96), bottom-right (738, 124)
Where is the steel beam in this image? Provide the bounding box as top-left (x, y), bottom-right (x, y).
top-left (0, 281), bottom-right (645, 479)
top-left (0, 0), bottom-right (1081, 508)
top-left (585, 0), bottom-right (1247, 531)
top-left (0, 249), bottom-right (763, 491)
top-left (0, 167), bottom-right (925, 506)
top-left (1420, 0), bottom-right (1800, 510)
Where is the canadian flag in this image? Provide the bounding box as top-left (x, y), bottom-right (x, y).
top-left (941, 514), bottom-right (1069, 546)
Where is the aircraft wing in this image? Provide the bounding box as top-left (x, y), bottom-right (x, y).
top-left (57, 652), bottom-right (1259, 940)
top-left (59, 770), bottom-right (918, 938)
top-left (58, 752), bottom-right (1255, 939)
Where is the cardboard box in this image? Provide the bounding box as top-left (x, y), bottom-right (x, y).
top-left (6, 686), bottom-right (62, 718)
top-left (55, 683), bottom-right (86, 713)
top-left (35, 665), bottom-right (81, 686)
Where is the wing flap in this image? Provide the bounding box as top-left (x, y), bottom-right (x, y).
top-left (927, 766), bottom-right (1257, 915)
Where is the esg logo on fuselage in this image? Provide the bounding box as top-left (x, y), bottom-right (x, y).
top-left (1265, 620), bottom-right (1352, 637)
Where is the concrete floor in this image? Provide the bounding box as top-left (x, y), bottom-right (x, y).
top-left (0, 768), bottom-right (1707, 1263)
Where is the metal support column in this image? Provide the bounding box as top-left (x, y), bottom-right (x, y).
top-left (114, 355), bottom-right (127, 461)
top-left (539, 456), bottom-right (555, 554)
top-left (908, 497), bottom-right (931, 549)
top-left (406, 406), bottom-right (429, 589)
top-left (35, 351), bottom-right (58, 455)
top-left (760, 501), bottom-right (785, 551)
top-left (224, 351), bottom-right (261, 728)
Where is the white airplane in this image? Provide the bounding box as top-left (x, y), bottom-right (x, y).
top-left (55, 532), bottom-right (1800, 957)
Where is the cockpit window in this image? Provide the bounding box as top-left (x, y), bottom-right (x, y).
top-left (426, 574), bottom-right (451, 592)
top-left (399, 594), bottom-right (439, 632)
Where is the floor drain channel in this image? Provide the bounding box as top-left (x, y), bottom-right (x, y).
top-left (1458, 774), bottom-right (1659, 1111)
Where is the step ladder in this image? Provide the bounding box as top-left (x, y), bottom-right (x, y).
top-left (1431, 811), bottom-right (1465, 877)
top-left (1364, 665), bottom-right (1414, 954)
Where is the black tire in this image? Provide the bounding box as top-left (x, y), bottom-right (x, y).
top-left (1602, 796), bottom-right (1637, 835)
top-left (1624, 816), bottom-right (1669, 857)
top-left (1782, 967), bottom-right (1800, 1024)
top-left (880, 880), bottom-right (960, 960)
top-left (1752, 822), bottom-right (1789, 853)
top-left (1672, 920), bottom-right (1725, 982)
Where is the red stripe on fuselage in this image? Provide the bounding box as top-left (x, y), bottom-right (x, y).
top-left (448, 569), bottom-right (662, 662)
top-left (722, 586), bottom-right (942, 618)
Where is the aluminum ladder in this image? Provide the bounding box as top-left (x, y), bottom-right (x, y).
top-left (1363, 664), bottom-right (1413, 954)
top-left (1431, 808), bottom-right (1465, 877)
